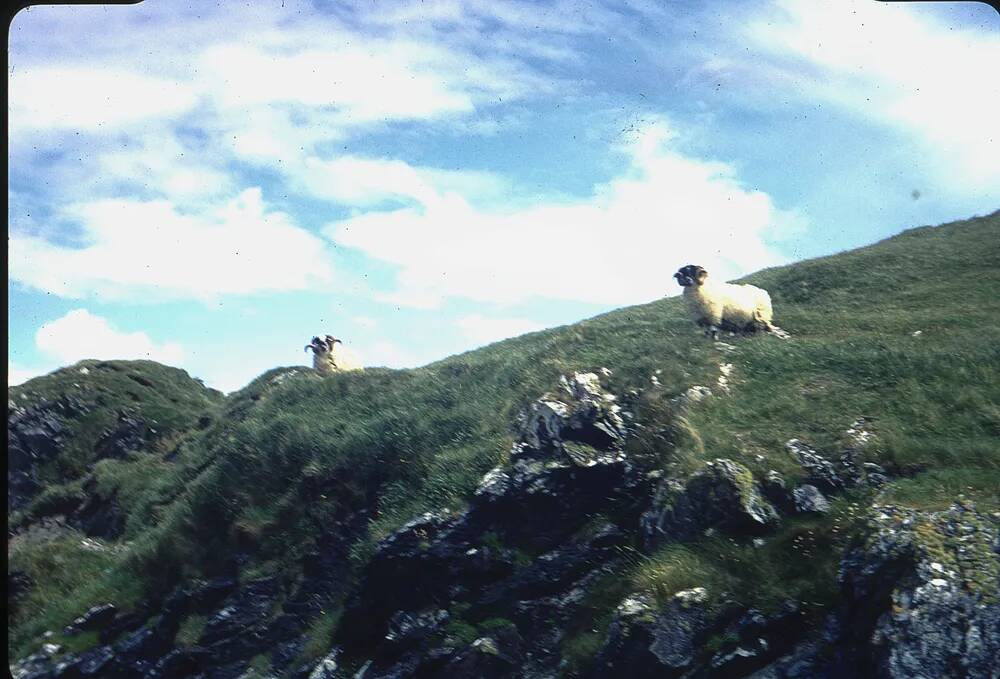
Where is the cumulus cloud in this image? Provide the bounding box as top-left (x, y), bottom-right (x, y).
top-left (456, 314), bottom-right (545, 346)
top-left (9, 188), bottom-right (332, 301)
top-left (298, 155), bottom-right (511, 209)
top-left (325, 120), bottom-right (794, 308)
top-left (747, 0), bottom-right (1000, 190)
top-left (34, 309), bottom-right (185, 365)
top-left (362, 340), bottom-right (422, 369)
top-left (8, 66), bottom-right (198, 132)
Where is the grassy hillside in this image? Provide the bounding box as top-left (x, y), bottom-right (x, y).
top-left (8, 210), bottom-right (1000, 663)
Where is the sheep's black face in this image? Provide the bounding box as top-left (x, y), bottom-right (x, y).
top-left (674, 264), bottom-right (706, 287)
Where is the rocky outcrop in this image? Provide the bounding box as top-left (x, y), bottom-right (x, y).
top-left (8, 396), bottom-right (86, 512)
top-left (591, 589), bottom-right (715, 677)
top-left (837, 501), bottom-right (1000, 678)
top-left (640, 458), bottom-right (779, 550)
top-left (336, 372), bottom-right (649, 676)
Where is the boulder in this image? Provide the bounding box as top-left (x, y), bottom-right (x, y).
top-left (837, 501), bottom-right (1000, 678)
top-left (64, 604), bottom-right (118, 635)
top-left (591, 588), bottom-right (715, 678)
top-left (791, 485), bottom-right (831, 514)
top-left (641, 459), bottom-right (779, 550)
top-left (306, 649), bottom-right (339, 679)
top-left (785, 439), bottom-right (843, 493)
top-left (94, 411), bottom-right (152, 460)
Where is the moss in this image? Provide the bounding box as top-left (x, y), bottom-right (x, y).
top-left (443, 618), bottom-right (478, 647)
top-left (175, 614), bottom-right (207, 647)
top-left (910, 505), bottom-right (1000, 601)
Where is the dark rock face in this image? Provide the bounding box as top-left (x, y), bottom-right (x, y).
top-left (837, 502), bottom-right (1000, 679)
top-left (785, 439), bottom-right (844, 494)
top-left (640, 458), bottom-right (779, 550)
top-left (791, 484), bottom-right (831, 515)
top-left (8, 396), bottom-right (84, 512)
top-left (336, 373), bottom-right (653, 676)
top-left (591, 589), bottom-right (715, 678)
top-left (94, 411), bottom-right (153, 461)
top-left (64, 604), bottom-right (118, 635)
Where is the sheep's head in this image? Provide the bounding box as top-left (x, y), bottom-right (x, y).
top-left (674, 264), bottom-right (708, 287)
top-left (304, 336), bottom-right (325, 353)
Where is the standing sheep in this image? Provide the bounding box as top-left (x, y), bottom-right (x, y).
top-left (673, 264), bottom-right (786, 340)
top-left (304, 335), bottom-right (363, 373)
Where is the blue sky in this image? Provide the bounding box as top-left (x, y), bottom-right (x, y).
top-left (8, 0), bottom-right (999, 392)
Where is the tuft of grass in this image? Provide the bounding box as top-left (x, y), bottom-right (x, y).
top-left (631, 544), bottom-right (732, 605)
top-left (175, 614), bottom-right (207, 647)
top-left (297, 607), bottom-right (343, 665)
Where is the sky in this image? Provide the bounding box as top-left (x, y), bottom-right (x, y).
top-left (8, 0), bottom-right (999, 393)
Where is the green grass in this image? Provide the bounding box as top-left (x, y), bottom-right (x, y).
top-left (175, 614), bottom-right (208, 647)
top-left (8, 210), bottom-right (1000, 662)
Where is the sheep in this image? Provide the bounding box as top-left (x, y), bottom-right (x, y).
top-left (673, 264), bottom-right (787, 340)
top-left (304, 334), bottom-right (363, 373)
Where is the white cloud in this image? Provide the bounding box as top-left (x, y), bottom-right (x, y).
top-left (747, 0), bottom-right (1000, 190)
top-left (9, 188), bottom-right (333, 301)
top-left (362, 340), bottom-right (421, 369)
top-left (326, 120), bottom-right (793, 308)
top-left (95, 134), bottom-right (232, 200)
top-left (34, 309), bottom-right (185, 365)
top-left (298, 155), bottom-right (510, 208)
top-left (8, 66), bottom-right (198, 132)
top-left (8, 361), bottom-right (44, 387)
top-left (456, 314), bottom-right (545, 346)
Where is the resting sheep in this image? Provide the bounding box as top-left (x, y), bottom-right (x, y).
top-left (673, 264), bottom-right (787, 340)
top-left (304, 334), bottom-right (363, 373)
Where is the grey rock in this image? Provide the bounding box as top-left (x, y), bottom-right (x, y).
top-left (792, 485), bottom-right (831, 514)
top-left (838, 502), bottom-right (1000, 678)
top-left (307, 649), bottom-right (339, 679)
top-left (785, 439), bottom-right (843, 493)
top-left (591, 589), bottom-right (714, 678)
top-left (641, 458), bottom-right (779, 550)
top-left (64, 603), bottom-right (117, 635)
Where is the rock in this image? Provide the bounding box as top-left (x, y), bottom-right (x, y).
top-left (474, 523), bottom-right (625, 613)
top-left (791, 485), bottom-right (830, 514)
top-left (307, 649), bottom-right (339, 679)
top-left (7, 398), bottom-right (74, 512)
top-left (785, 439), bottom-right (843, 493)
top-left (64, 604), bottom-right (118, 635)
top-left (443, 628), bottom-right (524, 678)
top-left (516, 371), bottom-right (628, 455)
top-left (94, 411), bottom-right (151, 460)
top-left (641, 459), bottom-right (779, 550)
top-left (707, 602), bottom-right (806, 676)
top-left (591, 589), bottom-right (715, 678)
top-left (837, 501), bottom-right (1000, 678)
top-left (760, 471), bottom-right (795, 515)
top-left (70, 479), bottom-right (126, 540)
top-left (149, 646), bottom-right (211, 678)
top-left (384, 609), bottom-right (450, 648)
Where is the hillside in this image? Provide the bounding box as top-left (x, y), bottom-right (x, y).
top-left (8, 210), bottom-right (1000, 678)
